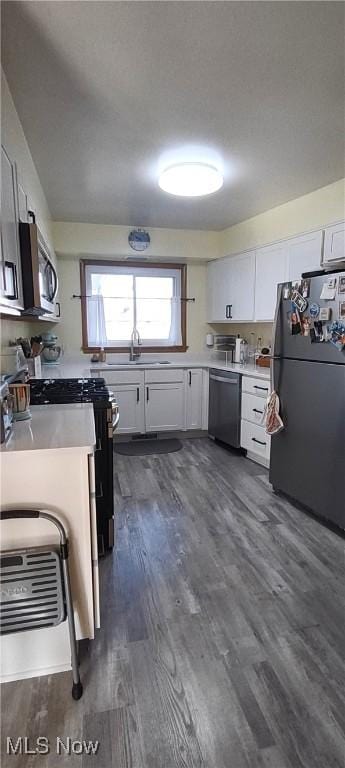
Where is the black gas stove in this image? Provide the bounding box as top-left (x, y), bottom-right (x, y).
top-left (30, 377), bottom-right (111, 406)
top-left (29, 377), bottom-right (118, 553)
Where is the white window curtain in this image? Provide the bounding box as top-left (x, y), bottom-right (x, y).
top-left (86, 293), bottom-right (107, 347)
top-left (167, 288), bottom-right (182, 347)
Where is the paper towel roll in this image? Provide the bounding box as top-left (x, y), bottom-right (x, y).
top-left (206, 334), bottom-right (214, 347)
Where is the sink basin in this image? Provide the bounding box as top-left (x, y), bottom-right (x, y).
top-left (106, 360), bottom-right (171, 366)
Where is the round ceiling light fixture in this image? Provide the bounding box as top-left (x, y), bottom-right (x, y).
top-left (158, 162), bottom-right (223, 197)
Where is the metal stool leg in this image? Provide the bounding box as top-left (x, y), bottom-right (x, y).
top-left (61, 556), bottom-right (83, 700)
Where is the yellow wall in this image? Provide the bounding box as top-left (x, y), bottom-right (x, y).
top-left (52, 221), bottom-right (221, 261)
top-left (57, 256), bottom-right (212, 357)
top-left (220, 178), bottom-right (345, 257)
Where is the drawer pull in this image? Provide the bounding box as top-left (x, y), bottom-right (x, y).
top-left (254, 385), bottom-right (268, 392)
top-left (253, 408), bottom-right (264, 415)
top-left (252, 437), bottom-right (266, 446)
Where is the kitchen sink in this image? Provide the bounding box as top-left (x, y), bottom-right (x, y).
top-left (106, 360), bottom-right (171, 366)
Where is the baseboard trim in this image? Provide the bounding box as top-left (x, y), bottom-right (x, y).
top-left (0, 661), bottom-right (71, 684)
top-left (114, 430), bottom-right (208, 443)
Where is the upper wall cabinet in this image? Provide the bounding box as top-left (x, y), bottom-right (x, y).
top-left (286, 230), bottom-right (323, 281)
top-left (207, 251), bottom-right (255, 323)
top-left (1, 145), bottom-right (24, 313)
top-left (254, 231), bottom-right (323, 321)
top-left (323, 222), bottom-right (345, 265)
top-left (254, 242), bottom-right (288, 321)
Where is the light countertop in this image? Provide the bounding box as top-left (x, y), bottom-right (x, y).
top-left (90, 360), bottom-right (270, 380)
top-left (0, 403), bottom-right (96, 455)
top-left (40, 357), bottom-right (270, 381)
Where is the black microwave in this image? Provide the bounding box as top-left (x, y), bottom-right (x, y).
top-left (19, 217), bottom-right (58, 315)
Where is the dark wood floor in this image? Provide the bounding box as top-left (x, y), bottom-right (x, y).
top-left (1, 438), bottom-right (345, 768)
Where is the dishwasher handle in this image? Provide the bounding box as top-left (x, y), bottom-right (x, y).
top-left (209, 374), bottom-right (239, 385)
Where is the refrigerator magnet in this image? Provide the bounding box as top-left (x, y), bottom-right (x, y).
top-left (310, 321), bottom-right (324, 343)
top-left (301, 278), bottom-right (310, 298)
top-left (309, 302), bottom-right (320, 318)
top-left (339, 301), bottom-right (345, 319)
top-left (301, 316), bottom-right (311, 336)
top-left (291, 290), bottom-right (308, 313)
top-left (320, 278), bottom-right (337, 300)
top-left (319, 306), bottom-right (332, 322)
top-left (329, 321), bottom-right (345, 351)
top-left (291, 308), bottom-right (301, 335)
top-left (338, 276), bottom-right (345, 294)
top-left (282, 282), bottom-right (292, 300)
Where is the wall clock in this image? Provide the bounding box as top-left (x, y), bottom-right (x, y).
top-left (128, 228), bottom-right (150, 252)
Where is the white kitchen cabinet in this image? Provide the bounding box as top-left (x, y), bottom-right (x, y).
top-left (1, 145), bottom-right (24, 312)
top-left (207, 251), bottom-right (255, 322)
top-left (323, 221), bottom-right (345, 265)
top-left (111, 384), bottom-right (145, 434)
top-left (185, 368), bottom-right (203, 430)
top-left (241, 420), bottom-right (271, 465)
top-left (207, 259), bottom-right (229, 322)
top-left (103, 370), bottom-right (145, 434)
top-left (145, 381), bottom-right (185, 432)
top-left (228, 251), bottom-right (256, 321)
top-left (286, 230), bottom-right (323, 281)
top-left (241, 375), bottom-right (271, 468)
top-left (254, 242), bottom-right (288, 321)
top-left (17, 178), bottom-right (29, 222)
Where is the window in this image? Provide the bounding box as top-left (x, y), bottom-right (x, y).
top-left (80, 260), bottom-right (187, 351)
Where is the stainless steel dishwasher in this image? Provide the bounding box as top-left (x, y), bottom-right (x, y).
top-left (208, 369), bottom-right (241, 448)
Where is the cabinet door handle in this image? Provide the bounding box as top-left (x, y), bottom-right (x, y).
top-left (137, 387), bottom-right (140, 403)
top-left (252, 437), bottom-right (266, 446)
top-left (253, 408), bottom-right (264, 415)
top-left (146, 386), bottom-right (149, 402)
top-left (229, 304), bottom-right (232, 319)
top-left (96, 481), bottom-right (104, 499)
top-left (55, 301), bottom-right (61, 318)
top-left (189, 371), bottom-right (192, 386)
top-left (225, 304), bottom-right (230, 318)
top-left (254, 385), bottom-right (269, 392)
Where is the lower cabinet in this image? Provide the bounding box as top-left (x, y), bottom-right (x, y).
top-left (146, 382), bottom-right (185, 432)
top-left (185, 368), bottom-right (203, 430)
top-left (104, 370), bottom-right (145, 434)
top-left (241, 375), bottom-right (271, 467)
top-left (102, 367), bottom-right (205, 434)
top-left (111, 384), bottom-right (145, 434)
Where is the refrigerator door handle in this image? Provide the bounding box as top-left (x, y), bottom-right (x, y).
top-left (270, 283), bottom-right (283, 392)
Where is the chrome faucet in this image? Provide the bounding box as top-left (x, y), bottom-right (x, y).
top-left (129, 328), bottom-right (142, 361)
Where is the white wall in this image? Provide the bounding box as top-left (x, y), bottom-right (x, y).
top-left (1, 70), bottom-right (55, 350)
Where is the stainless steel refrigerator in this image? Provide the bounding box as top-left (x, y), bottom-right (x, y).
top-left (269, 270), bottom-right (345, 529)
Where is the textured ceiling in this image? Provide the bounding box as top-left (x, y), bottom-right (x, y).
top-left (2, 1), bottom-right (344, 230)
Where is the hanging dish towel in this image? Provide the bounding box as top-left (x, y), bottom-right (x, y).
top-left (264, 391), bottom-right (284, 435)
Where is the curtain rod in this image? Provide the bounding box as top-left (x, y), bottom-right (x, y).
top-left (72, 294), bottom-right (195, 302)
